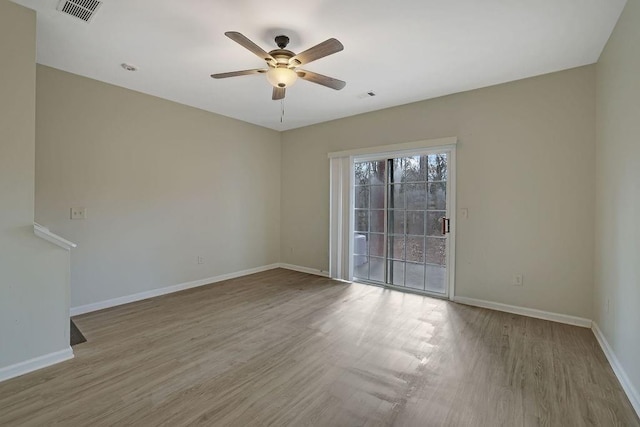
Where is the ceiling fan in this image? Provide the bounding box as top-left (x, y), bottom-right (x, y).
top-left (211, 32), bottom-right (346, 100)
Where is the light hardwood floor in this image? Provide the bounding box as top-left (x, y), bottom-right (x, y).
top-left (0, 269), bottom-right (638, 426)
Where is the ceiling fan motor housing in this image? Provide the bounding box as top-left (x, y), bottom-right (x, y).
top-left (269, 49), bottom-right (294, 63)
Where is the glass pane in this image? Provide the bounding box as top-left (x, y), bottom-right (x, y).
top-left (389, 260), bottom-right (404, 286)
top-left (355, 162), bottom-right (370, 186)
top-left (406, 183), bottom-right (426, 210)
top-left (405, 263), bottom-right (425, 290)
top-left (370, 185), bottom-right (385, 209)
top-left (369, 233), bottom-right (385, 257)
top-left (388, 235), bottom-right (405, 260)
top-left (406, 211), bottom-right (425, 235)
top-left (388, 210), bottom-right (405, 235)
top-left (392, 158), bottom-right (403, 183)
top-left (419, 155), bottom-right (429, 181)
top-left (370, 210), bottom-right (385, 233)
top-left (353, 255), bottom-right (369, 279)
top-left (353, 233), bottom-right (368, 255)
top-left (426, 264), bottom-right (446, 294)
top-left (427, 182), bottom-right (446, 210)
top-left (426, 237), bottom-right (446, 265)
top-left (427, 212), bottom-right (446, 236)
top-left (369, 161), bottom-right (386, 185)
top-left (355, 210), bottom-right (368, 232)
top-left (355, 186), bottom-right (369, 209)
top-left (427, 154), bottom-right (447, 181)
top-left (403, 156), bottom-right (425, 182)
top-left (389, 184), bottom-right (404, 209)
top-left (370, 257), bottom-right (385, 282)
top-left (406, 236), bottom-right (425, 263)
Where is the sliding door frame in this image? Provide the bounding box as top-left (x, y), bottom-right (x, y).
top-left (329, 137), bottom-right (457, 300)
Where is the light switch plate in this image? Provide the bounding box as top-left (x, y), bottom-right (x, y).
top-left (70, 207), bottom-right (86, 219)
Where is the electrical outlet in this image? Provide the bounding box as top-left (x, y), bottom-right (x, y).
top-left (197, 256), bottom-right (204, 264)
top-left (512, 274), bottom-right (523, 286)
top-left (461, 208), bottom-right (468, 219)
top-left (70, 207), bottom-right (86, 220)
top-left (289, 246), bottom-right (294, 254)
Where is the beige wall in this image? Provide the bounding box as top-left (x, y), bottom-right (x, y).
top-left (35, 66), bottom-right (281, 308)
top-left (0, 1), bottom-right (70, 370)
top-left (281, 66), bottom-right (596, 318)
top-left (595, 0), bottom-right (640, 402)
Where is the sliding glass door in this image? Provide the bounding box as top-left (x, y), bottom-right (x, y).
top-left (353, 150), bottom-right (452, 297)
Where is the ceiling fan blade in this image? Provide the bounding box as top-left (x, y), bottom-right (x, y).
top-left (289, 38), bottom-right (344, 66)
top-left (225, 31), bottom-right (275, 64)
top-left (272, 87), bottom-right (286, 100)
top-left (211, 69), bottom-right (267, 79)
top-left (296, 70), bottom-right (346, 90)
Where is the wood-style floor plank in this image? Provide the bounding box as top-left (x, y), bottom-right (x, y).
top-left (0, 269), bottom-right (637, 426)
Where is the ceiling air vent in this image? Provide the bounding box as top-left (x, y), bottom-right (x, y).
top-left (57, 0), bottom-right (102, 23)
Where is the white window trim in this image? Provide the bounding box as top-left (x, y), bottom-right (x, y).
top-left (328, 136), bottom-right (457, 159)
top-left (328, 137), bottom-right (457, 299)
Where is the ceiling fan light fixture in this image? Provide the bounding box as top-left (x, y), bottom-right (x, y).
top-left (266, 66), bottom-right (297, 88)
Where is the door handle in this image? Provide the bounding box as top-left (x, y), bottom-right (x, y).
top-left (441, 217), bottom-right (450, 235)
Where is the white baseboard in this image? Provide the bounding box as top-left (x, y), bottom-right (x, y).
top-left (453, 296), bottom-right (592, 328)
top-left (0, 347), bottom-right (73, 383)
top-left (592, 322), bottom-right (640, 417)
top-left (71, 263), bottom-right (281, 316)
top-left (277, 263), bottom-right (330, 277)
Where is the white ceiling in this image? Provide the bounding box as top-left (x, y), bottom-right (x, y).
top-left (14, 0), bottom-right (626, 131)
